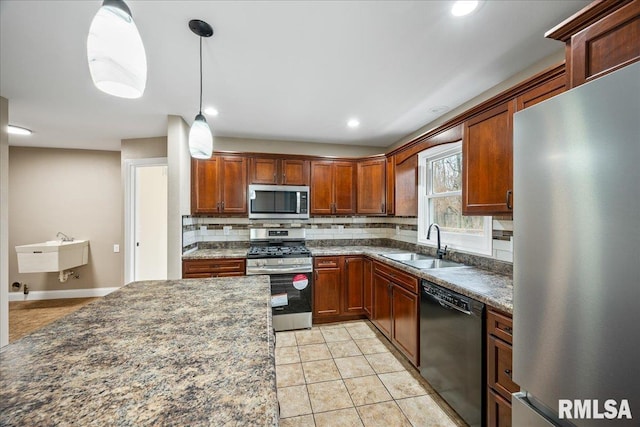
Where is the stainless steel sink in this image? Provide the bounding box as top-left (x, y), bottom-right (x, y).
top-left (382, 252), bottom-right (431, 262)
top-left (381, 252), bottom-right (466, 269)
top-left (403, 259), bottom-right (464, 269)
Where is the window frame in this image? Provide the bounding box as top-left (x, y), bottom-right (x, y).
top-left (417, 141), bottom-right (492, 255)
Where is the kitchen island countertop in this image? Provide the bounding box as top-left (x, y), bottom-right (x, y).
top-left (0, 277), bottom-right (277, 426)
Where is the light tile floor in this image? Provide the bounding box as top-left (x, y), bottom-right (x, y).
top-left (276, 320), bottom-right (467, 427)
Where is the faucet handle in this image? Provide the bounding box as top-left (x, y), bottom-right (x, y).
top-left (437, 245), bottom-right (448, 259)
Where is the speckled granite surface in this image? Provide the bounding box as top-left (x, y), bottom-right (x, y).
top-left (0, 277), bottom-right (278, 427)
top-left (183, 247), bottom-right (249, 259)
top-left (182, 245), bottom-right (514, 313)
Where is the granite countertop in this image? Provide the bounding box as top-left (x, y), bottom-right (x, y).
top-left (183, 248), bottom-right (249, 259)
top-left (309, 246), bottom-right (513, 313)
top-left (0, 277), bottom-right (278, 426)
top-left (184, 245), bottom-right (513, 313)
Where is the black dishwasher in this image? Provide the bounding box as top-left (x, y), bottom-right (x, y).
top-left (420, 280), bottom-right (485, 427)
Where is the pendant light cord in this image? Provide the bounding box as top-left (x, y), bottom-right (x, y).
top-left (198, 36), bottom-right (203, 115)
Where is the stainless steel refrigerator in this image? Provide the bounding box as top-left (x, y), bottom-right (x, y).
top-left (512, 61), bottom-right (640, 426)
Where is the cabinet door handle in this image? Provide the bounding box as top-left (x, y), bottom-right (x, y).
top-left (506, 190), bottom-right (513, 210)
top-left (503, 326), bottom-right (513, 334)
top-left (216, 202), bottom-right (221, 212)
top-left (221, 201), bottom-right (225, 210)
top-left (282, 173), bottom-right (286, 182)
top-left (273, 172), bottom-right (276, 181)
top-left (315, 271), bottom-right (318, 281)
top-left (504, 369), bottom-right (512, 378)
top-left (381, 203), bottom-right (386, 213)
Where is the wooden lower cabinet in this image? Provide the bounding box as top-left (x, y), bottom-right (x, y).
top-left (371, 262), bottom-right (419, 366)
top-left (372, 273), bottom-right (393, 337)
top-left (313, 256), bottom-right (367, 323)
top-left (344, 257), bottom-right (365, 314)
top-left (391, 284), bottom-right (419, 363)
top-left (182, 258), bottom-right (246, 279)
top-left (363, 258), bottom-right (373, 316)
top-left (486, 308), bottom-right (519, 427)
top-left (488, 388), bottom-right (512, 427)
top-left (314, 267), bottom-right (341, 317)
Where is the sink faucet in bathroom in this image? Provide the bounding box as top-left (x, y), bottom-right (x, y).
top-left (426, 223), bottom-right (448, 259)
top-left (56, 232), bottom-right (74, 242)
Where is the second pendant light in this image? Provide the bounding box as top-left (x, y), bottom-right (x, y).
top-left (188, 19), bottom-right (214, 159)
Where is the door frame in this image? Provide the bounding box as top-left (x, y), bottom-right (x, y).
top-left (124, 157), bottom-right (168, 284)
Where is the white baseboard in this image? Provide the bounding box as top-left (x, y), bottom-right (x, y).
top-left (8, 287), bottom-right (120, 302)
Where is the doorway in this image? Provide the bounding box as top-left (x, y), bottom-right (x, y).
top-left (125, 159), bottom-right (168, 283)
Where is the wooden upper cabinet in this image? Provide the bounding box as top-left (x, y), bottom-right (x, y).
top-left (516, 74), bottom-right (566, 111)
top-left (463, 101), bottom-right (515, 215)
top-left (249, 157), bottom-right (310, 185)
top-left (220, 156), bottom-right (248, 213)
top-left (546, 0), bottom-right (640, 88)
top-left (192, 156), bottom-right (221, 213)
top-left (394, 155), bottom-right (418, 216)
top-left (310, 161), bottom-right (334, 215)
top-left (385, 156), bottom-right (395, 216)
top-left (249, 158), bottom-right (278, 184)
top-left (310, 160), bottom-right (355, 215)
top-left (357, 158), bottom-right (387, 215)
top-left (334, 162), bottom-right (356, 214)
top-left (192, 155), bottom-right (247, 215)
top-left (282, 159), bottom-right (310, 185)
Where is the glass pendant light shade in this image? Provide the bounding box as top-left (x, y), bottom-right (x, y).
top-left (87, 0), bottom-right (147, 99)
top-left (189, 114), bottom-right (213, 159)
top-left (188, 20), bottom-right (214, 159)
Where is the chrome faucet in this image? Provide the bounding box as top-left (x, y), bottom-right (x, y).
top-left (427, 223), bottom-right (448, 259)
top-left (56, 232), bottom-right (74, 242)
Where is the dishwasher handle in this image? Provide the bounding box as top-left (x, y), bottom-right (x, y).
top-left (436, 298), bottom-right (472, 315)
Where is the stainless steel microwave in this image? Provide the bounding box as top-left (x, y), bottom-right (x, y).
top-left (248, 185), bottom-right (310, 219)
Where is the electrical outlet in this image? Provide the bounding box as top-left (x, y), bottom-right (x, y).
top-left (337, 225), bottom-right (344, 231)
top-left (396, 226), bottom-right (400, 235)
top-left (113, 244), bottom-right (120, 253)
top-left (200, 225), bottom-right (207, 232)
top-left (223, 226), bottom-right (232, 235)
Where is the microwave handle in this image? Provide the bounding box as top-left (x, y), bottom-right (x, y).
top-left (296, 192), bottom-right (301, 214)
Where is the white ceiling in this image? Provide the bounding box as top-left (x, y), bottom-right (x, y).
top-left (1, 0), bottom-right (589, 152)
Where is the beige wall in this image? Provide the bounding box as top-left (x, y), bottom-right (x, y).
top-left (1, 97), bottom-right (9, 346)
top-left (8, 147), bottom-right (123, 292)
top-left (167, 115), bottom-right (191, 279)
top-left (121, 136), bottom-right (167, 160)
top-left (213, 136), bottom-right (383, 157)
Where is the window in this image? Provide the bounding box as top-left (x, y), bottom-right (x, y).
top-left (418, 142), bottom-right (492, 255)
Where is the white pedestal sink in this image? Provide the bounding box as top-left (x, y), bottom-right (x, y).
top-left (15, 240), bottom-right (89, 273)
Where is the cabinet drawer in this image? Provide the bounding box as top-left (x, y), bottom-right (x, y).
top-left (487, 387), bottom-right (512, 427)
top-left (487, 309), bottom-right (513, 344)
top-left (373, 262), bottom-right (418, 293)
top-left (488, 335), bottom-right (519, 401)
top-left (183, 259), bottom-right (246, 275)
top-left (314, 256), bottom-right (340, 268)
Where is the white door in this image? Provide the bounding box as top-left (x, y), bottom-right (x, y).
top-left (134, 165), bottom-right (168, 281)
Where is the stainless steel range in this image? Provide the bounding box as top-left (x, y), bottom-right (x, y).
top-left (246, 228), bottom-right (312, 331)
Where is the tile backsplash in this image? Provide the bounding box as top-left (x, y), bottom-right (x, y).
top-left (183, 215), bottom-right (514, 264)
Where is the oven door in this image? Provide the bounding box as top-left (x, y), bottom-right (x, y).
top-left (269, 272), bottom-right (312, 316)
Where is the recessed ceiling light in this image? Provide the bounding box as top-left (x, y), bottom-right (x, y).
top-left (347, 119), bottom-right (360, 129)
top-left (7, 125), bottom-right (32, 135)
top-left (451, 0), bottom-right (479, 17)
top-left (204, 107), bottom-right (219, 116)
